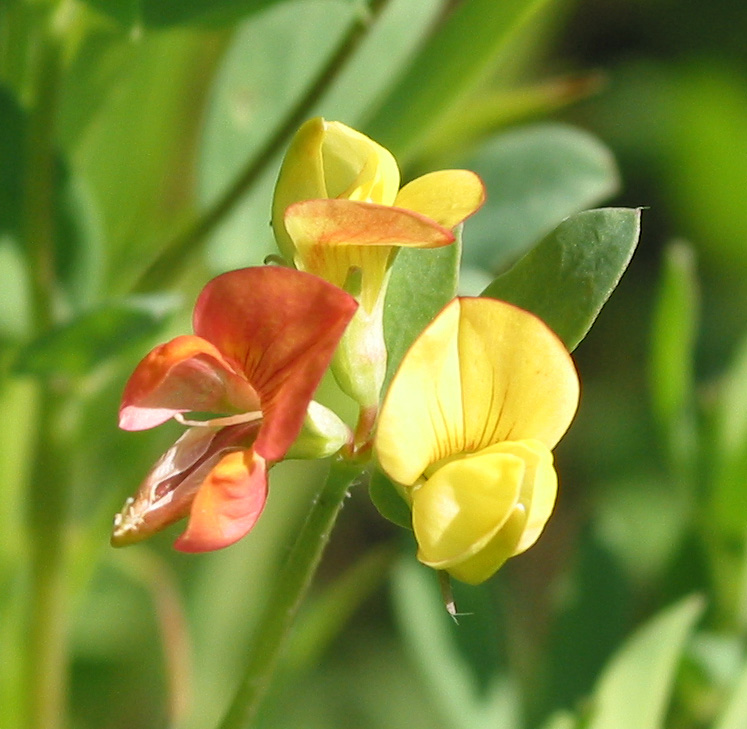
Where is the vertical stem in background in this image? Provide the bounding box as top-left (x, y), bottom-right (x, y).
top-left (20, 17), bottom-right (70, 729)
top-left (217, 459), bottom-right (365, 729)
top-left (132, 0), bottom-right (391, 294)
top-left (24, 392), bottom-right (74, 729)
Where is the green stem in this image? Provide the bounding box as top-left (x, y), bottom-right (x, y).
top-left (132, 0), bottom-right (391, 294)
top-left (217, 458), bottom-right (365, 729)
top-left (24, 391), bottom-right (73, 729)
top-left (20, 14), bottom-right (71, 729)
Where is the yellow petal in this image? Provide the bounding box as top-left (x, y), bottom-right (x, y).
top-left (375, 298), bottom-right (579, 485)
top-left (394, 170), bottom-right (485, 229)
top-left (321, 121), bottom-right (400, 204)
top-left (412, 451), bottom-right (524, 578)
top-left (375, 300), bottom-right (463, 485)
top-left (475, 440), bottom-right (558, 555)
top-left (271, 117), bottom-right (327, 261)
top-left (457, 298), bottom-right (579, 452)
top-left (445, 505), bottom-right (528, 585)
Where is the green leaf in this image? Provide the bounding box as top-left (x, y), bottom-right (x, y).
top-left (709, 332), bottom-right (747, 542)
top-left (586, 595), bottom-right (704, 729)
top-left (390, 558), bottom-right (521, 729)
top-left (540, 712), bottom-right (577, 729)
top-left (369, 469), bottom-right (411, 529)
top-left (75, 30), bottom-right (222, 291)
top-left (481, 208), bottom-right (641, 351)
top-left (649, 242), bottom-right (699, 428)
top-left (80, 0), bottom-right (311, 27)
top-left (0, 85), bottom-right (25, 236)
top-left (383, 229), bottom-right (461, 389)
top-left (14, 295), bottom-right (180, 378)
top-left (365, 0), bottom-right (554, 163)
top-left (714, 660), bottom-right (747, 729)
top-left (462, 123), bottom-right (620, 273)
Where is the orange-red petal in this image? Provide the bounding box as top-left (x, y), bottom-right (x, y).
top-left (111, 421), bottom-right (262, 547)
top-left (173, 449), bottom-right (268, 553)
top-left (193, 267), bottom-right (358, 462)
top-left (119, 334), bottom-right (260, 431)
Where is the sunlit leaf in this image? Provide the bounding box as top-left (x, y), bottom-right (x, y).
top-left (383, 228), bottom-right (461, 389)
top-left (80, 0), bottom-right (332, 27)
top-left (482, 208), bottom-right (641, 351)
top-left (709, 332), bottom-right (747, 542)
top-left (586, 595), bottom-right (703, 729)
top-left (462, 123), bottom-right (620, 273)
top-left (714, 659), bottom-right (747, 729)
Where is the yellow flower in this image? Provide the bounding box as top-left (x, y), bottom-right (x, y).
top-left (272, 117), bottom-right (484, 312)
top-left (374, 298), bottom-right (580, 584)
top-left (272, 118), bottom-right (484, 416)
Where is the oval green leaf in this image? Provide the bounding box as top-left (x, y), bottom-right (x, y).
top-left (481, 207), bottom-right (641, 351)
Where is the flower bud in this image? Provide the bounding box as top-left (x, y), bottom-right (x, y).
top-left (285, 400), bottom-right (353, 460)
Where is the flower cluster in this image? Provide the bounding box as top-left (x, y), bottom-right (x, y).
top-left (113, 118), bottom-right (579, 583)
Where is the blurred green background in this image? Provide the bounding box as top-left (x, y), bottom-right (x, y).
top-left (3, 1), bottom-right (747, 728)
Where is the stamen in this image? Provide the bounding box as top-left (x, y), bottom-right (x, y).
top-left (174, 411), bottom-right (263, 428)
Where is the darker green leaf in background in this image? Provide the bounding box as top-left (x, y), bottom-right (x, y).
top-left (14, 296), bottom-right (180, 378)
top-left (462, 123), bottom-right (620, 274)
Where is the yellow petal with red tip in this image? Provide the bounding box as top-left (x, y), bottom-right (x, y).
top-left (284, 199), bottom-right (455, 251)
top-left (193, 267), bottom-right (357, 462)
top-left (284, 198), bottom-right (454, 311)
top-left (119, 335), bottom-right (260, 431)
top-left (457, 298), bottom-right (579, 451)
top-left (376, 298), bottom-right (579, 485)
top-left (174, 450), bottom-right (268, 552)
top-left (394, 170), bottom-right (486, 229)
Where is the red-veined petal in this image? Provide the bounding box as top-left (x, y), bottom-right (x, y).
top-left (193, 267), bottom-right (358, 462)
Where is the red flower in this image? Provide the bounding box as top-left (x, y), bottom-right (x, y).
top-left (112, 267), bottom-right (357, 552)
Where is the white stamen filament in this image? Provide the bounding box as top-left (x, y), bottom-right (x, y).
top-left (174, 411), bottom-right (263, 428)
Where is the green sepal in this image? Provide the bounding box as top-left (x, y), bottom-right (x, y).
top-left (383, 228), bottom-right (462, 391)
top-left (369, 469), bottom-right (412, 530)
top-left (286, 401), bottom-right (352, 461)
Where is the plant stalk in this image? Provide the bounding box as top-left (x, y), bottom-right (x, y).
top-left (20, 16), bottom-right (71, 729)
top-left (216, 458), bottom-right (365, 729)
